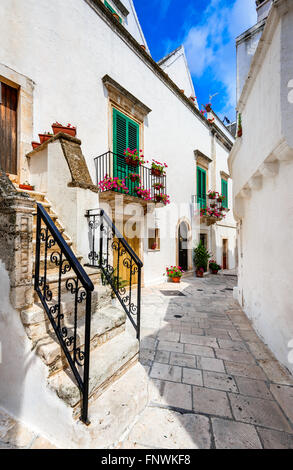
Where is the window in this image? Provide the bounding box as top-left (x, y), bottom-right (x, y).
top-left (221, 179), bottom-right (228, 208)
top-left (0, 81), bottom-right (18, 174)
top-left (104, 0), bottom-right (122, 23)
top-left (197, 167), bottom-right (206, 209)
top-left (113, 108), bottom-right (139, 194)
top-left (148, 229), bottom-right (160, 251)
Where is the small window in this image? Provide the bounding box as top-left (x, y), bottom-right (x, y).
top-left (148, 229), bottom-right (160, 251)
top-left (104, 0), bottom-right (122, 23)
top-left (221, 179), bottom-right (228, 208)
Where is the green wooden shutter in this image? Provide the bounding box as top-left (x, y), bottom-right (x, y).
top-left (113, 108), bottom-right (139, 194)
top-left (221, 179), bottom-right (228, 208)
top-left (104, 0), bottom-right (122, 23)
top-left (197, 167), bottom-right (206, 209)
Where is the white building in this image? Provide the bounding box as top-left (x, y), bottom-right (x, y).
top-left (0, 0), bottom-right (235, 446)
top-left (229, 0), bottom-right (293, 374)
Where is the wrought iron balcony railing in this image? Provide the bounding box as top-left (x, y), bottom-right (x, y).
top-left (94, 151), bottom-right (167, 201)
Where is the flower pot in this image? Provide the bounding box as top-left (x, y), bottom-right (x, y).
top-left (31, 141), bottom-right (40, 150)
top-left (130, 174), bottom-right (139, 182)
top-left (125, 157), bottom-right (138, 167)
top-left (180, 89), bottom-right (185, 94)
top-left (237, 129), bottom-right (242, 138)
top-left (154, 195), bottom-right (163, 203)
top-left (113, 13), bottom-right (120, 21)
top-left (205, 104), bottom-right (212, 112)
top-left (151, 168), bottom-right (163, 177)
top-left (52, 124), bottom-right (77, 137)
top-left (19, 184), bottom-right (34, 191)
top-left (39, 134), bottom-right (53, 144)
top-left (172, 277), bottom-right (181, 283)
top-left (196, 270), bottom-right (204, 278)
top-left (211, 270), bottom-right (218, 275)
top-left (140, 45), bottom-right (146, 51)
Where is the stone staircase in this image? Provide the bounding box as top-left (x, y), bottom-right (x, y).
top-left (15, 187), bottom-right (139, 422)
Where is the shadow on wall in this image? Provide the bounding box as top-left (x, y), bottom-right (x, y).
top-left (134, 274), bottom-right (238, 449)
top-left (0, 260), bottom-right (39, 448)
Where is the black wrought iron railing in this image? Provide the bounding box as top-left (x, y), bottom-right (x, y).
top-left (85, 208), bottom-right (142, 340)
top-left (34, 203), bottom-right (94, 424)
top-left (94, 151), bottom-right (167, 201)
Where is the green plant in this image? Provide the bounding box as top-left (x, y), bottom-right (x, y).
top-left (165, 266), bottom-right (184, 278)
top-left (209, 260), bottom-right (221, 271)
top-left (193, 242), bottom-right (211, 271)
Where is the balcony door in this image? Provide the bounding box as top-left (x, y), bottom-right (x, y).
top-left (0, 81), bottom-right (18, 175)
top-left (113, 108), bottom-right (139, 195)
top-left (197, 167), bottom-right (206, 209)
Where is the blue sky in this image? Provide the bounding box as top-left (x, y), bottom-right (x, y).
top-left (134, 0), bottom-right (256, 122)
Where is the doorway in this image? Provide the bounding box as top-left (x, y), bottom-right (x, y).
top-left (222, 239), bottom-right (228, 270)
top-left (178, 222), bottom-right (188, 271)
top-left (0, 81), bottom-right (18, 175)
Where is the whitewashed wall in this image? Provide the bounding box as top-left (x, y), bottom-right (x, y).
top-left (0, 0), bottom-right (233, 284)
top-left (230, 3), bottom-right (293, 374)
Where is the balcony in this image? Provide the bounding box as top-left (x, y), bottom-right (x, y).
top-left (192, 193), bottom-right (229, 226)
top-left (94, 151), bottom-right (167, 208)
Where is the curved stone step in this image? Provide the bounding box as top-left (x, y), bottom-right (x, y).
top-left (34, 304), bottom-right (126, 374)
top-left (48, 332), bottom-right (139, 409)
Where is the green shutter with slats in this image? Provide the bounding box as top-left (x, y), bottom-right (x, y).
top-left (113, 108), bottom-right (139, 195)
top-left (221, 179), bottom-right (228, 208)
top-left (104, 0), bottom-right (122, 23)
top-left (197, 167), bottom-right (206, 209)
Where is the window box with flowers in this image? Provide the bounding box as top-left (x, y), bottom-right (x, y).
top-left (151, 160), bottom-right (168, 177)
top-left (98, 174), bottom-right (129, 194)
top-left (52, 122), bottom-right (77, 137)
top-left (165, 266), bottom-right (184, 283)
top-left (124, 149), bottom-right (145, 167)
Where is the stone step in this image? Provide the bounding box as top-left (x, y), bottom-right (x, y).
top-left (34, 304), bottom-right (126, 375)
top-left (48, 331), bottom-right (139, 410)
top-left (15, 187), bottom-right (47, 203)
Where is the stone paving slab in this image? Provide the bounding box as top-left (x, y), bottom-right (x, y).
top-left (203, 371), bottom-right (238, 393)
top-left (212, 418), bottom-right (262, 449)
top-left (257, 427), bottom-right (293, 449)
top-left (192, 386), bottom-right (232, 418)
top-left (235, 377), bottom-right (273, 400)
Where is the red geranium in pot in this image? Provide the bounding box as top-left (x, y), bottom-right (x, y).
top-left (123, 149), bottom-right (145, 167)
top-left (151, 159), bottom-right (168, 177)
top-left (165, 266), bottom-right (184, 283)
top-left (52, 122), bottom-right (77, 137)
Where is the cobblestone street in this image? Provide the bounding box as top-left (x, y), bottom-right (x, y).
top-left (122, 274), bottom-right (293, 449)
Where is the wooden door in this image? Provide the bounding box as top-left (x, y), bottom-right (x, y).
top-left (0, 81), bottom-right (18, 174)
top-left (179, 222), bottom-right (188, 271)
top-left (113, 232), bottom-right (140, 287)
top-left (222, 239), bottom-right (228, 270)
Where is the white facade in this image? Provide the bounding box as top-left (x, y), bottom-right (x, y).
top-left (0, 0), bottom-right (235, 285)
top-left (229, 0), bottom-right (293, 374)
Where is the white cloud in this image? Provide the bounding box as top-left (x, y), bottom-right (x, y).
top-left (181, 0), bottom-right (256, 118)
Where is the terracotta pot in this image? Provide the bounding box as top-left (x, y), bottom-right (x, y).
top-left (205, 104), bottom-right (212, 112)
top-left (237, 128), bottom-right (242, 138)
top-left (31, 141), bottom-right (40, 150)
top-left (172, 277), bottom-right (181, 283)
top-left (151, 168), bottom-right (163, 177)
top-left (180, 89), bottom-right (184, 94)
top-left (196, 270), bottom-right (204, 278)
top-left (39, 134), bottom-right (53, 144)
top-left (130, 174), bottom-right (139, 182)
top-left (211, 270), bottom-right (218, 275)
top-left (154, 195), bottom-right (163, 203)
top-left (19, 184), bottom-right (34, 191)
top-left (140, 45), bottom-right (146, 51)
top-left (113, 13), bottom-right (120, 21)
top-left (52, 124), bottom-right (77, 137)
top-left (125, 157), bottom-right (138, 167)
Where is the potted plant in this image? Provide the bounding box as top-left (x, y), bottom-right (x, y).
top-left (31, 141), bottom-right (40, 150)
top-left (151, 242), bottom-right (157, 250)
top-left (134, 186), bottom-right (152, 201)
top-left (154, 193), bottom-right (170, 205)
top-left (193, 242), bottom-right (211, 277)
top-left (128, 173), bottom-right (140, 183)
top-left (38, 132), bottom-right (53, 144)
top-left (208, 190), bottom-right (218, 199)
top-left (153, 182), bottom-right (165, 191)
top-left (140, 45), bottom-right (146, 51)
top-left (151, 159), bottom-right (168, 177)
top-left (209, 260), bottom-right (221, 274)
top-left (52, 122), bottom-right (77, 137)
top-left (165, 266), bottom-right (184, 283)
top-left (98, 174), bottom-right (129, 194)
top-left (205, 103), bottom-right (212, 113)
top-left (124, 149), bottom-right (145, 167)
top-left (19, 181), bottom-right (34, 191)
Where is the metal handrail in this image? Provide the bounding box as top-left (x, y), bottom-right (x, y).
top-left (85, 208), bottom-right (142, 340)
top-left (34, 203), bottom-right (94, 424)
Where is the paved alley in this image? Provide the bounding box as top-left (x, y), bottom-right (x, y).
top-left (121, 273), bottom-right (293, 449)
